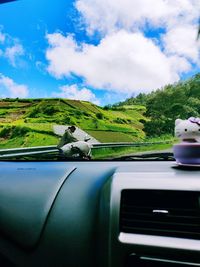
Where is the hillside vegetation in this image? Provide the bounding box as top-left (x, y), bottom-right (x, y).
top-left (2, 72), bottom-right (198, 150)
top-left (0, 98), bottom-right (147, 148)
top-left (115, 73), bottom-right (200, 137)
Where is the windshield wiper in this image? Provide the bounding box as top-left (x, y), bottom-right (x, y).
top-left (112, 152), bottom-right (174, 161)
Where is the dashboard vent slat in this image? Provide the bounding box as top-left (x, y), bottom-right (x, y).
top-left (120, 190), bottom-right (200, 240)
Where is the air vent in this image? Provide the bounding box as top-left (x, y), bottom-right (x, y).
top-left (120, 190), bottom-right (200, 239)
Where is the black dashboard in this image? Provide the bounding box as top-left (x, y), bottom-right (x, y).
top-left (0, 161), bottom-right (200, 267)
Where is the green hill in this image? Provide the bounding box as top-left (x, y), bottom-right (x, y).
top-left (2, 71), bottom-right (197, 149)
top-left (115, 73), bottom-right (200, 137)
top-left (0, 98), bottom-right (147, 148)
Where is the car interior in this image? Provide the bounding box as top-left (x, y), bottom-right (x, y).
top-left (1, 160), bottom-right (200, 267)
top-left (1, 0), bottom-right (200, 266)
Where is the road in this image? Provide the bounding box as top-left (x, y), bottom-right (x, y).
top-left (53, 125), bottom-right (100, 144)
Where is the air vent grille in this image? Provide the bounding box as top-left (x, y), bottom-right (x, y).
top-left (120, 190), bottom-right (200, 239)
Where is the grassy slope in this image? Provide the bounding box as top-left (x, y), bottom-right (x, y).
top-left (0, 98), bottom-right (147, 148)
top-left (93, 143), bottom-right (172, 159)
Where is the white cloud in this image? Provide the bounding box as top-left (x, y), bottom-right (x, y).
top-left (0, 73), bottom-right (29, 98)
top-left (168, 55), bottom-right (191, 75)
top-left (45, 0), bottom-right (200, 99)
top-left (5, 43), bottom-right (24, 67)
top-left (35, 61), bottom-right (47, 74)
top-left (75, 0), bottom-right (199, 35)
top-left (54, 84), bottom-right (100, 105)
top-left (163, 25), bottom-right (200, 63)
top-left (0, 32), bottom-right (5, 43)
top-left (46, 31), bottom-right (190, 94)
top-left (0, 26), bottom-right (25, 67)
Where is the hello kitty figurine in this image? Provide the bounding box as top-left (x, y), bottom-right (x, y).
top-left (175, 117), bottom-right (200, 143)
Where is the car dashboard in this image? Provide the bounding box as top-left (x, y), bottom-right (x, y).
top-left (0, 161), bottom-right (200, 267)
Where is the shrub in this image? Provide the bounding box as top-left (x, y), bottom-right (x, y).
top-left (139, 119), bottom-right (146, 124)
top-left (113, 117), bottom-right (126, 124)
top-left (42, 105), bottom-right (57, 115)
top-left (0, 126), bottom-right (11, 138)
top-left (143, 118), bottom-right (174, 137)
top-left (93, 118), bottom-right (98, 129)
top-left (103, 105), bottom-right (112, 110)
top-left (96, 113), bottom-right (103, 119)
top-left (62, 115), bottom-right (71, 124)
top-left (28, 107), bottom-right (40, 118)
top-left (83, 111), bottom-right (90, 117)
top-left (10, 126), bottom-right (30, 138)
top-left (74, 110), bottom-right (82, 116)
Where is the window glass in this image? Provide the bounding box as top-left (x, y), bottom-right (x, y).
top-left (0, 0), bottom-right (199, 160)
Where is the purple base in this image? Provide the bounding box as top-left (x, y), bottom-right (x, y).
top-left (173, 143), bottom-right (200, 165)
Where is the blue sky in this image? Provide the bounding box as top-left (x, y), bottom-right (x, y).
top-left (0, 0), bottom-right (199, 105)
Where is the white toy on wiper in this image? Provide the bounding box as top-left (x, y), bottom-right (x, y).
top-left (175, 117), bottom-right (200, 143)
top-left (61, 141), bottom-right (92, 159)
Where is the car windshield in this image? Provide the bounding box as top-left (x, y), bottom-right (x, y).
top-left (0, 0), bottom-right (199, 160)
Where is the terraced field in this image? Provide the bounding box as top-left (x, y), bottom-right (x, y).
top-left (0, 98), bottom-right (147, 148)
top-left (86, 130), bottom-right (140, 142)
